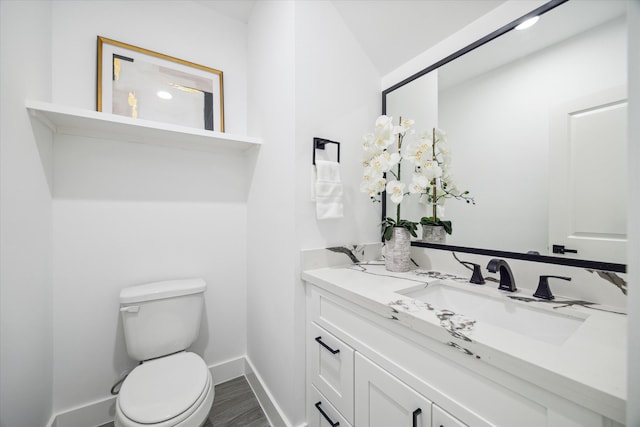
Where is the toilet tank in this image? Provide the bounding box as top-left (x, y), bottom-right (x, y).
top-left (119, 278), bottom-right (206, 361)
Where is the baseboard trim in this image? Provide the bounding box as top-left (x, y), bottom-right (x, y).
top-left (50, 355), bottom-right (258, 427)
top-left (210, 355), bottom-right (246, 385)
top-left (50, 395), bottom-right (116, 427)
top-left (244, 356), bottom-right (294, 427)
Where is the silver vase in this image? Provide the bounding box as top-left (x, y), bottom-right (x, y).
top-left (385, 227), bottom-right (411, 272)
top-left (422, 225), bottom-right (447, 243)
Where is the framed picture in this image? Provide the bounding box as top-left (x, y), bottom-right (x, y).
top-left (97, 36), bottom-right (224, 132)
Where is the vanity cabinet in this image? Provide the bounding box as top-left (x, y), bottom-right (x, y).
top-left (307, 290), bottom-right (469, 427)
top-left (304, 281), bottom-right (624, 427)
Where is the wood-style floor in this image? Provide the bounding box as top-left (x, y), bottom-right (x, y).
top-left (99, 376), bottom-right (270, 427)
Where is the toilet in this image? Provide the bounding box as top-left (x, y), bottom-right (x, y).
top-left (114, 278), bottom-right (214, 427)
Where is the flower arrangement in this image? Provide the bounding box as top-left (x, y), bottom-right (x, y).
top-left (361, 116), bottom-right (419, 240)
top-left (361, 115), bottom-right (474, 240)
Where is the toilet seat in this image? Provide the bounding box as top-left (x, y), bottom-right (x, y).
top-left (115, 352), bottom-right (213, 427)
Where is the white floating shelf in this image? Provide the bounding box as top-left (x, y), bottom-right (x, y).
top-left (25, 100), bottom-right (261, 152)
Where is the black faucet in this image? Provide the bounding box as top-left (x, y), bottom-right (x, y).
top-left (533, 275), bottom-right (572, 300)
top-left (486, 259), bottom-right (517, 292)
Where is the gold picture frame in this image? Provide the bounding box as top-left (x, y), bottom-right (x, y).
top-left (97, 36), bottom-right (224, 132)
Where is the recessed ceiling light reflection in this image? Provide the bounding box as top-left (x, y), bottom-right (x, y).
top-left (157, 90), bottom-right (172, 100)
top-left (515, 16), bottom-right (539, 31)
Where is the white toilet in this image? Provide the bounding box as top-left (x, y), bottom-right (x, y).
top-left (115, 278), bottom-right (214, 427)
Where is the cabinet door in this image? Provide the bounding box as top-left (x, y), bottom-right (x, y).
top-left (432, 404), bottom-right (467, 427)
top-left (355, 353), bottom-right (432, 427)
top-left (309, 323), bottom-right (355, 423)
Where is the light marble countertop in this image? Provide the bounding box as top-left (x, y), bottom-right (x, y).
top-left (302, 261), bottom-right (627, 422)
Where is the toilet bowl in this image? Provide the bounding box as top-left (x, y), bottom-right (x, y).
top-left (115, 352), bottom-right (214, 427)
top-left (115, 279), bottom-right (213, 427)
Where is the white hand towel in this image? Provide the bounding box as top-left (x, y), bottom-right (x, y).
top-left (315, 160), bottom-right (343, 220)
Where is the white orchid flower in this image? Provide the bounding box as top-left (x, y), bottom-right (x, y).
top-left (420, 127), bottom-right (447, 143)
top-left (438, 140), bottom-right (451, 156)
top-left (372, 116), bottom-right (394, 149)
top-left (375, 115), bottom-right (394, 131)
top-left (370, 151), bottom-right (400, 173)
top-left (360, 167), bottom-right (386, 196)
top-left (434, 128), bottom-right (447, 142)
top-left (419, 159), bottom-right (443, 180)
top-left (409, 174), bottom-right (430, 194)
top-left (393, 118), bottom-right (415, 137)
top-left (403, 140), bottom-right (431, 166)
top-left (386, 151), bottom-right (401, 169)
top-left (386, 180), bottom-right (405, 204)
top-left (363, 132), bottom-right (383, 156)
top-left (374, 134), bottom-right (393, 151)
top-left (360, 177), bottom-right (386, 197)
top-left (362, 166), bottom-right (384, 183)
top-left (401, 118), bottom-right (415, 130)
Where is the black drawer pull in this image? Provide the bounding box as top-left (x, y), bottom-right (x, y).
top-left (315, 336), bottom-right (340, 354)
top-left (412, 408), bottom-right (422, 427)
top-left (315, 401), bottom-right (340, 426)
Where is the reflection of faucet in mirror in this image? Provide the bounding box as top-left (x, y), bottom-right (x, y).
top-left (486, 259), bottom-right (517, 292)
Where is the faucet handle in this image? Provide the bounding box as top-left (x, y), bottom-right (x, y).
top-left (533, 275), bottom-right (571, 300)
top-left (469, 263), bottom-right (486, 285)
top-left (458, 260), bottom-right (485, 285)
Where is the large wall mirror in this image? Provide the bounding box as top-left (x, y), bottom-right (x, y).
top-left (383, 0), bottom-right (627, 272)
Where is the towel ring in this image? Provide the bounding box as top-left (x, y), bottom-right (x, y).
top-left (313, 137), bottom-right (340, 165)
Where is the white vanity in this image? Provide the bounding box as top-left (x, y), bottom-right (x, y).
top-left (302, 262), bottom-right (626, 427)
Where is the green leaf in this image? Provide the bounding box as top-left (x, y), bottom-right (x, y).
top-left (383, 226), bottom-right (393, 241)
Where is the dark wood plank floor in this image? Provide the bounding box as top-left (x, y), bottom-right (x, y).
top-left (99, 375), bottom-right (270, 427)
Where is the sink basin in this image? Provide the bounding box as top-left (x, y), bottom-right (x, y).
top-left (398, 282), bottom-right (586, 345)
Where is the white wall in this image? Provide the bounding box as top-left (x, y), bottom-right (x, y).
top-left (293, 1), bottom-right (382, 249)
top-left (247, 1), bottom-right (381, 424)
top-left (48, 0), bottom-right (250, 415)
top-left (246, 2), bottom-right (298, 424)
top-left (626, 2), bottom-right (640, 425)
top-left (0, 2), bottom-right (54, 427)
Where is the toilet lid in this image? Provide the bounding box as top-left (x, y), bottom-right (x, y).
top-left (119, 352), bottom-right (208, 424)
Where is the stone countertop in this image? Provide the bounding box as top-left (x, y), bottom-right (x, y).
top-left (302, 261), bottom-right (627, 423)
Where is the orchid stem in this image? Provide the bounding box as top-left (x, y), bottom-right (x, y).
top-left (432, 127), bottom-right (437, 221)
top-left (396, 116), bottom-right (403, 224)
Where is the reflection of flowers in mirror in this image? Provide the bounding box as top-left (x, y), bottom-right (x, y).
top-left (412, 127), bottom-right (475, 235)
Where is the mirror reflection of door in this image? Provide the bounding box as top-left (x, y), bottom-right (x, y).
top-left (549, 86), bottom-right (627, 264)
